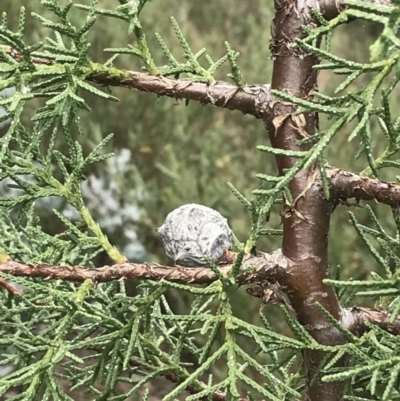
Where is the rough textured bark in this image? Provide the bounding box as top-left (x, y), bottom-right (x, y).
top-left (1, 45), bottom-right (272, 118)
top-left (341, 307), bottom-right (400, 336)
top-left (0, 250), bottom-right (286, 285)
top-left (328, 167), bottom-right (400, 208)
top-left (2, 255), bottom-right (400, 336)
top-left (264, 1), bottom-right (346, 399)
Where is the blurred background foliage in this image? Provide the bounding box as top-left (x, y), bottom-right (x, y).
top-left (0, 0), bottom-right (397, 336)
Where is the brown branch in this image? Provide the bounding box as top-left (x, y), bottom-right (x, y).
top-left (316, 0), bottom-right (395, 21)
top-left (3, 254), bottom-right (400, 339)
top-left (2, 253), bottom-right (400, 401)
top-left (0, 250), bottom-right (286, 285)
top-left (4, 46), bottom-right (55, 66)
top-left (328, 167), bottom-right (400, 208)
top-left (246, 284), bottom-right (400, 335)
top-left (6, 48), bottom-right (400, 209)
top-left (0, 277), bottom-right (24, 296)
top-left (91, 71), bottom-right (272, 118)
top-left (0, 45), bottom-right (271, 119)
top-left (341, 307), bottom-right (400, 336)
top-left (3, 254), bottom-right (400, 338)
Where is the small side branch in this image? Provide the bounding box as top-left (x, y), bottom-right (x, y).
top-left (0, 277), bottom-right (23, 295)
top-left (0, 250), bottom-right (286, 285)
top-left (94, 70), bottom-right (271, 118)
top-left (1, 45), bottom-right (272, 118)
top-left (328, 167), bottom-right (400, 208)
top-left (2, 254), bottom-right (400, 336)
top-left (315, 0), bottom-right (395, 21)
top-left (341, 307), bottom-right (400, 336)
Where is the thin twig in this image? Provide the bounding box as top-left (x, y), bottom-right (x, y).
top-left (0, 277), bottom-right (23, 296)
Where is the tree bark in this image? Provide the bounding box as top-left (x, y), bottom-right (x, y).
top-left (264, 1), bottom-right (347, 399)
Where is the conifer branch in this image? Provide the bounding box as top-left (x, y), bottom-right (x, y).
top-left (2, 45), bottom-right (55, 66)
top-left (90, 69), bottom-right (271, 118)
top-left (1, 2), bottom-right (400, 400)
top-left (328, 167), bottom-right (400, 208)
top-left (162, 371), bottom-right (253, 401)
top-left (342, 307), bottom-right (400, 336)
top-left (0, 45), bottom-right (271, 118)
top-left (0, 250), bottom-right (285, 285)
top-left (315, 0), bottom-right (395, 21)
top-left (5, 49), bottom-right (400, 211)
top-left (1, 255), bottom-right (399, 336)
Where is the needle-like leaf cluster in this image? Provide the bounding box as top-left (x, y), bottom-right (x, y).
top-left (1, 0), bottom-right (400, 400)
top-left (0, 1), bottom-right (307, 400)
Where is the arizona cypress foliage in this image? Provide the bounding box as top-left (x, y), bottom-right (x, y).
top-left (1, 0), bottom-right (400, 400)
